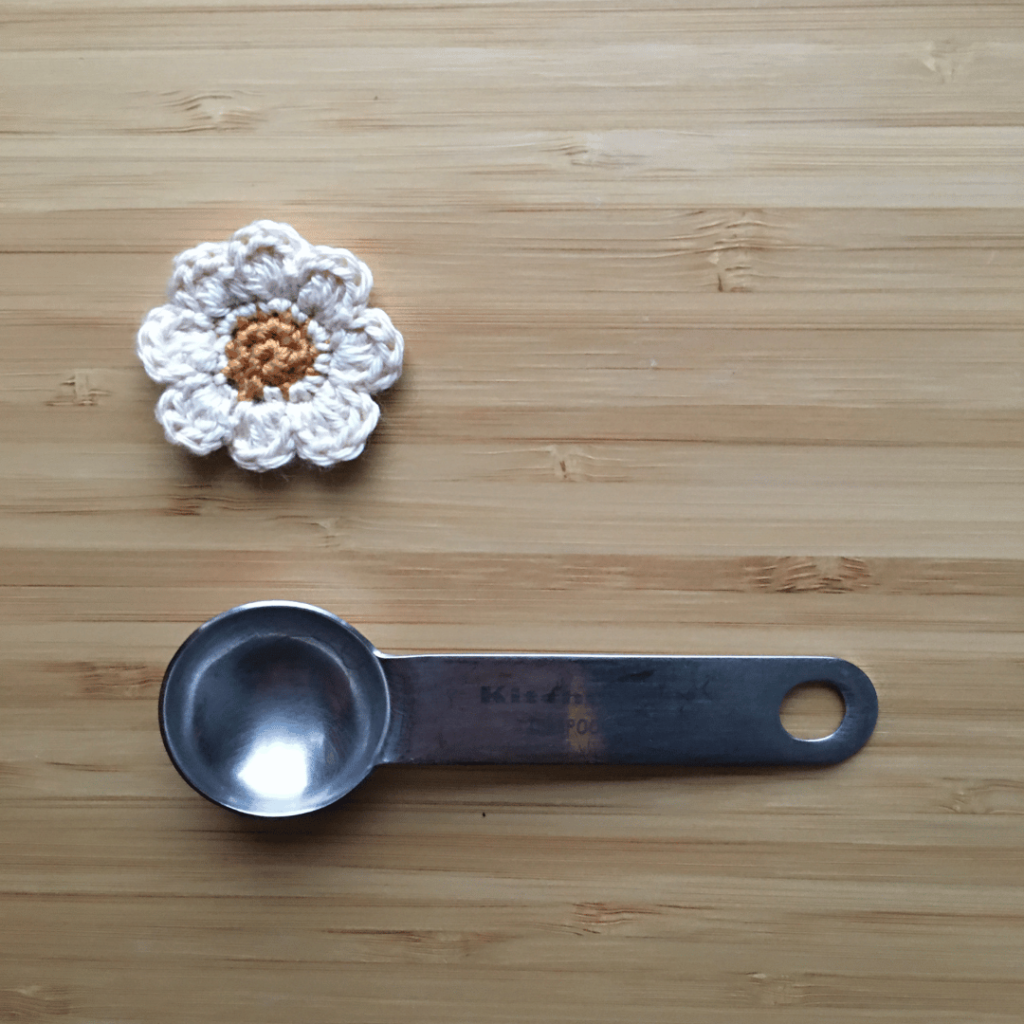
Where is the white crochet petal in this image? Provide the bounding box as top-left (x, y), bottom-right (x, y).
top-left (166, 241), bottom-right (236, 321)
top-left (137, 306), bottom-right (220, 383)
top-left (229, 400), bottom-right (297, 472)
top-left (323, 308), bottom-right (404, 393)
top-left (295, 271), bottom-right (355, 334)
top-left (155, 376), bottom-right (235, 456)
top-left (294, 245), bottom-right (373, 328)
top-left (350, 306), bottom-right (404, 392)
top-left (225, 220), bottom-right (311, 307)
top-left (289, 382), bottom-right (380, 467)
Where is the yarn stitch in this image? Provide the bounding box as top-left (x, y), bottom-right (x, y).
top-left (136, 220), bottom-right (403, 471)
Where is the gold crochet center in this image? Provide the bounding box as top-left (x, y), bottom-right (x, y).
top-left (223, 309), bottom-right (319, 401)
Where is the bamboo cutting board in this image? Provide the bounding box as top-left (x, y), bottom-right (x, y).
top-left (1, 1), bottom-right (1022, 1021)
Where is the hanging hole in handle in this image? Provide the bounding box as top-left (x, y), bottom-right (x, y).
top-left (780, 681), bottom-right (846, 740)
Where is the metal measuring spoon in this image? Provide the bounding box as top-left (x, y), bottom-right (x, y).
top-left (159, 601), bottom-right (878, 817)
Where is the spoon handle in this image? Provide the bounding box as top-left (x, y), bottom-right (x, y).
top-left (378, 655), bottom-right (877, 767)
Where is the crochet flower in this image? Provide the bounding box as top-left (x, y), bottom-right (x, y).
top-left (137, 220), bottom-right (403, 471)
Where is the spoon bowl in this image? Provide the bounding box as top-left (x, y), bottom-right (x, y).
top-left (160, 602), bottom-right (390, 816)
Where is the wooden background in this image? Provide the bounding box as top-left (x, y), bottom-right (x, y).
top-left (1, 1), bottom-right (1022, 1021)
